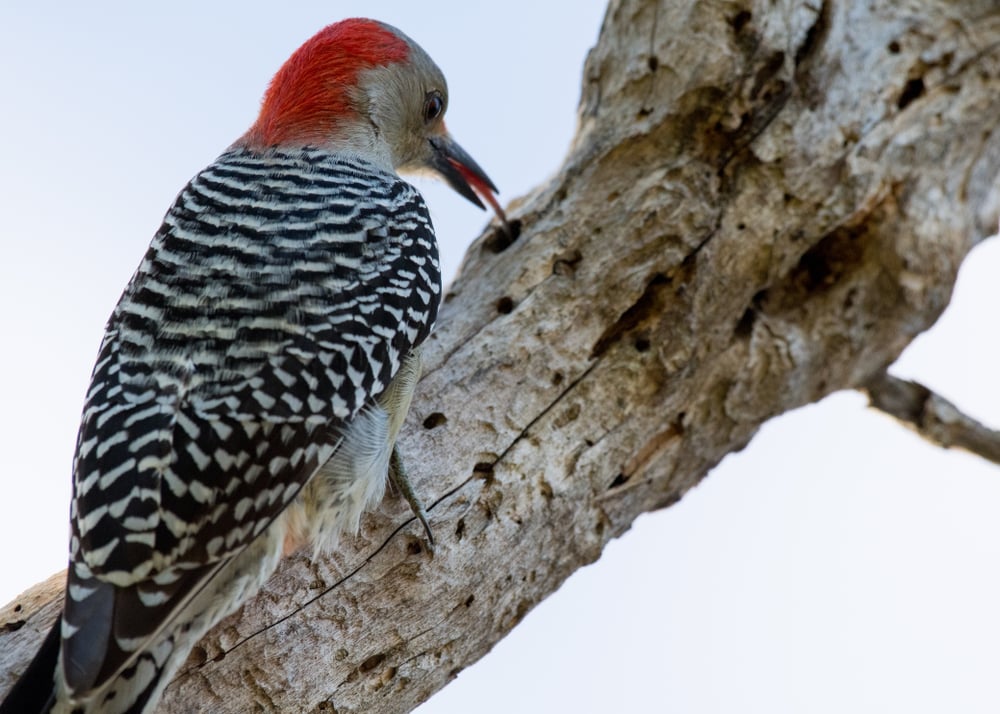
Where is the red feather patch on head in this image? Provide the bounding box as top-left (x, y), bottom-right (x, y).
top-left (242, 18), bottom-right (409, 148)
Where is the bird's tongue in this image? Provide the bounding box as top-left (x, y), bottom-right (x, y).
top-left (448, 157), bottom-right (507, 224)
top-left (429, 133), bottom-right (507, 228)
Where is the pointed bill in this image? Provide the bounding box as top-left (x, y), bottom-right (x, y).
top-left (429, 134), bottom-right (507, 225)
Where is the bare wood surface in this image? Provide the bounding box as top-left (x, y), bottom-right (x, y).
top-left (3, 1), bottom-right (1000, 711)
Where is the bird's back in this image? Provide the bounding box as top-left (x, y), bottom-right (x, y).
top-left (59, 147), bottom-right (441, 712)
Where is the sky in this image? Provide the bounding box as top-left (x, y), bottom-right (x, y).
top-left (2, 3), bottom-right (999, 713)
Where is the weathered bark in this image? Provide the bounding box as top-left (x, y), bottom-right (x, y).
top-left (3, 0), bottom-right (999, 711)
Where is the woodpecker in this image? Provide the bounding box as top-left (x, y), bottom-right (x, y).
top-left (1, 18), bottom-right (503, 714)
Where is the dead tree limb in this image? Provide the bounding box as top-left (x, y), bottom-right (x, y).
top-left (3, 0), bottom-right (999, 711)
top-left (864, 371), bottom-right (1000, 465)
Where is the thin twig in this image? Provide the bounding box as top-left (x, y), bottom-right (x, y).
top-left (862, 371), bottom-right (1000, 467)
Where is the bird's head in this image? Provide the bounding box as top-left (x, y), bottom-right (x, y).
top-left (239, 18), bottom-right (505, 222)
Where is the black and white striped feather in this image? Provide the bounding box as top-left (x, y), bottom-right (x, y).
top-left (59, 146), bottom-right (440, 710)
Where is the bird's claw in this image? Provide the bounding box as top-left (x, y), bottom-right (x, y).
top-left (388, 446), bottom-right (435, 553)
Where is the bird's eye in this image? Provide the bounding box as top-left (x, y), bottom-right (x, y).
top-left (424, 92), bottom-right (444, 123)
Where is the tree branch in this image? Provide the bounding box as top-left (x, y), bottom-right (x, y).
top-left (3, 0), bottom-right (999, 711)
top-left (863, 371), bottom-right (1000, 466)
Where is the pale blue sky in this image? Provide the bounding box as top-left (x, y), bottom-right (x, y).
top-left (2, 3), bottom-right (999, 713)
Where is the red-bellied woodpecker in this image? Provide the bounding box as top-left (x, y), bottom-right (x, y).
top-left (0, 18), bottom-right (504, 714)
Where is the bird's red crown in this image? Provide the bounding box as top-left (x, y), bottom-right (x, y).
top-left (242, 18), bottom-right (409, 148)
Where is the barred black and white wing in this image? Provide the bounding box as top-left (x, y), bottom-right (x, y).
top-left (59, 147), bottom-right (441, 711)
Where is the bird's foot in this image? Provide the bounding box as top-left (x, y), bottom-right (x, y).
top-left (388, 446), bottom-right (435, 552)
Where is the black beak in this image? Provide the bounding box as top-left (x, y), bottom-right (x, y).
top-left (429, 134), bottom-right (506, 224)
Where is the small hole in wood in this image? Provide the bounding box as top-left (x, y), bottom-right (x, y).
top-left (734, 309), bottom-right (756, 338)
top-left (359, 653), bottom-right (386, 673)
top-left (189, 646), bottom-right (208, 666)
top-left (473, 462), bottom-right (495, 476)
top-left (423, 412), bottom-right (447, 429)
top-left (483, 219), bottom-right (522, 254)
top-left (897, 77), bottom-right (925, 110)
top-left (608, 473), bottom-right (630, 489)
top-left (496, 296), bottom-right (514, 314)
top-left (730, 10), bottom-right (752, 32)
